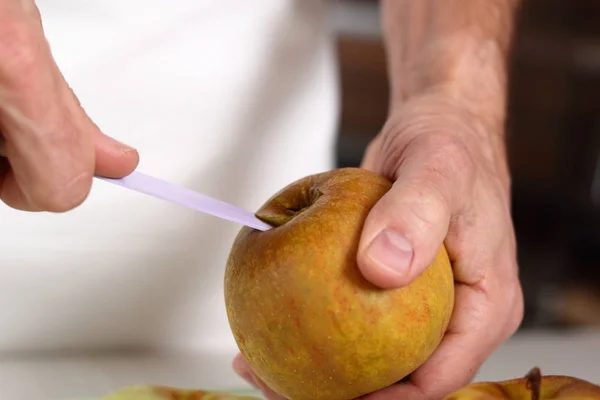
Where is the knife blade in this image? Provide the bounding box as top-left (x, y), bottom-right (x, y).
top-left (96, 171), bottom-right (273, 231)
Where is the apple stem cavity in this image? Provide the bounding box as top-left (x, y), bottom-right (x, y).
top-left (255, 187), bottom-right (323, 227)
top-left (525, 367), bottom-right (542, 400)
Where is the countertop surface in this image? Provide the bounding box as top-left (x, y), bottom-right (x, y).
top-left (1, 329), bottom-right (599, 400)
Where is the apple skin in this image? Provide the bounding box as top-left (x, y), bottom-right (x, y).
top-left (224, 168), bottom-right (455, 400)
top-left (101, 385), bottom-right (259, 399)
top-left (444, 367), bottom-right (600, 400)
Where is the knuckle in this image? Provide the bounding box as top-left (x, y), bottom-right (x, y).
top-left (397, 132), bottom-right (475, 210)
top-left (412, 187), bottom-right (448, 225)
top-left (399, 181), bottom-right (450, 236)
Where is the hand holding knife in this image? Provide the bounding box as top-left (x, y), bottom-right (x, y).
top-left (1, 135), bottom-right (272, 231)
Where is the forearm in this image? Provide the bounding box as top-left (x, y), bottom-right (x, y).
top-left (381, 0), bottom-right (521, 126)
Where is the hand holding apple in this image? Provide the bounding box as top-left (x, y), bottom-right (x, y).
top-left (232, 95), bottom-right (523, 400)
top-left (351, 95), bottom-right (524, 400)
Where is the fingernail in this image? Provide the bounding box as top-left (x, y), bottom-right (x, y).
top-left (111, 138), bottom-right (137, 154)
top-left (367, 229), bottom-right (413, 277)
top-left (120, 142), bottom-right (138, 155)
top-left (122, 146), bottom-right (137, 155)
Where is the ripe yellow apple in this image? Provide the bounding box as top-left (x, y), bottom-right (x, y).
top-left (224, 168), bottom-right (455, 400)
top-left (444, 367), bottom-right (600, 400)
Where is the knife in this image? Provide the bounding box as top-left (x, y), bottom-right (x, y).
top-left (96, 171), bottom-right (273, 231)
top-left (0, 141), bottom-right (269, 231)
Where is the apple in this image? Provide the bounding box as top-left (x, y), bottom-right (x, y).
top-left (101, 385), bottom-right (260, 399)
top-left (224, 168), bottom-right (455, 400)
top-left (444, 367), bottom-right (600, 400)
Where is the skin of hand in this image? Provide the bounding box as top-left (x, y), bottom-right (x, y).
top-left (232, 1), bottom-right (525, 399)
top-left (0, 0), bottom-right (138, 212)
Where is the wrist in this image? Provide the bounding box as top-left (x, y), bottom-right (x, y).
top-left (389, 35), bottom-right (510, 131)
top-left (387, 86), bottom-right (506, 145)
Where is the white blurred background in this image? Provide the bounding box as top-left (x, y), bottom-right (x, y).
top-left (1, 1), bottom-right (599, 399)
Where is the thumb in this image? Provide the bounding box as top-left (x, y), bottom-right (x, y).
top-left (357, 174), bottom-right (453, 289)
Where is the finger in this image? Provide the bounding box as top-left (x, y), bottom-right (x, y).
top-left (232, 354), bottom-right (288, 400)
top-left (358, 134), bottom-right (473, 288)
top-left (2, 108), bottom-right (139, 179)
top-left (232, 354), bottom-right (259, 389)
top-left (0, 126), bottom-right (138, 211)
top-left (92, 127), bottom-right (139, 178)
top-left (0, 93), bottom-right (96, 212)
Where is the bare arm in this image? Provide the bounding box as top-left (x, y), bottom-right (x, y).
top-left (381, 0), bottom-right (521, 129)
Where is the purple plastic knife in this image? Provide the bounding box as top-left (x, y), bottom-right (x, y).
top-left (96, 171), bottom-right (273, 231)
